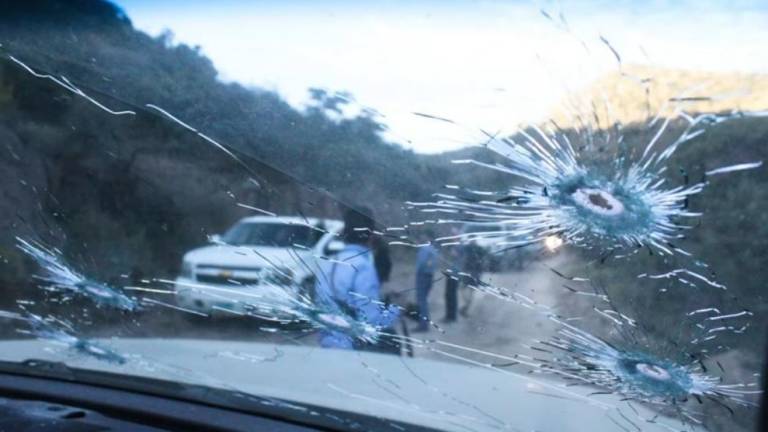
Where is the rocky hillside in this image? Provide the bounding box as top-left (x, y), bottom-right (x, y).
top-left (550, 64), bottom-right (768, 128)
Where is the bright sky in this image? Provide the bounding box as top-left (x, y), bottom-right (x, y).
top-left (117, 1), bottom-right (768, 153)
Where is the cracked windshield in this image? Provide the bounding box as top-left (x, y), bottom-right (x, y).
top-left (1, 1), bottom-right (767, 431)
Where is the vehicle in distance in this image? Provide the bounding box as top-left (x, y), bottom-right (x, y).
top-left (459, 222), bottom-right (522, 271)
top-left (175, 216), bottom-right (344, 317)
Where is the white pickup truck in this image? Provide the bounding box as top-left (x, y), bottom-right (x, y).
top-left (174, 216), bottom-right (344, 316)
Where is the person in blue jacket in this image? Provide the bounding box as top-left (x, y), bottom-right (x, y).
top-left (413, 231), bottom-right (438, 332)
top-left (315, 206), bottom-right (398, 349)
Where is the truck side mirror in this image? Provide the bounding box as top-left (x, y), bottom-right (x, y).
top-left (208, 234), bottom-right (223, 244)
top-left (325, 240), bottom-right (345, 254)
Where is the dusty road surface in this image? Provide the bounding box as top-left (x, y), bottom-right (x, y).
top-left (386, 251), bottom-right (582, 364)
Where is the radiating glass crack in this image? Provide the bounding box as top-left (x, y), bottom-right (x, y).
top-left (533, 320), bottom-right (759, 422)
top-left (408, 108), bottom-right (765, 289)
top-left (16, 237), bottom-right (139, 312)
top-left (2, 311), bottom-right (126, 365)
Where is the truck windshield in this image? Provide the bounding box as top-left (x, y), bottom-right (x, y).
top-left (222, 223), bottom-right (316, 248)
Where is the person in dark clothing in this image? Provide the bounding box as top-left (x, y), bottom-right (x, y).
top-left (460, 240), bottom-right (485, 317)
top-left (442, 244), bottom-right (461, 323)
top-left (462, 241), bottom-right (485, 283)
top-left (372, 236), bottom-right (392, 283)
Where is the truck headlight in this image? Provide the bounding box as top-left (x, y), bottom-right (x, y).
top-left (544, 235), bottom-right (563, 252)
top-left (180, 260), bottom-right (195, 279)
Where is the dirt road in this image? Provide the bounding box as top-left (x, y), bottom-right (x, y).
top-left (387, 252), bottom-right (579, 363)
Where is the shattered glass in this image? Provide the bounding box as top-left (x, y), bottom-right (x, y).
top-left (0, 1), bottom-right (766, 432)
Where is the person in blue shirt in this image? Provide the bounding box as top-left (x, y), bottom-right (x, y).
top-left (413, 231), bottom-right (438, 332)
top-left (314, 206), bottom-right (398, 349)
